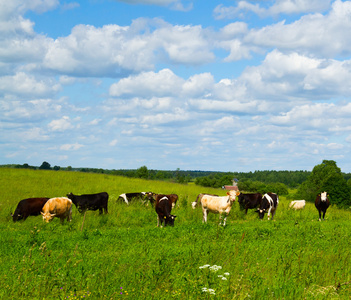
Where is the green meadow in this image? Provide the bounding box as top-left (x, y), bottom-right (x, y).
top-left (1, 168), bottom-right (351, 299)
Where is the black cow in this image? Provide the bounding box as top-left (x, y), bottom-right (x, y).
top-left (155, 195), bottom-right (176, 227)
top-left (315, 191), bottom-right (330, 221)
top-left (12, 197), bottom-right (50, 222)
top-left (67, 192), bottom-right (108, 214)
top-left (117, 192), bottom-right (148, 205)
top-left (256, 193), bottom-right (279, 220)
top-left (238, 193), bottom-right (262, 214)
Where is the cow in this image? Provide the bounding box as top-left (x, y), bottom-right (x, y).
top-left (192, 193), bottom-right (218, 209)
top-left (237, 193), bottom-right (262, 214)
top-left (257, 193), bottom-right (279, 220)
top-left (12, 197), bottom-right (49, 222)
top-left (315, 192), bottom-right (330, 221)
top-left (147, 193), bottom-right (178, 208)
top-left (41, 197), bottom-right (72, 223)
top-left (67, 192), bottom-right (108, 214)
top-left (200, 190), bottom-right (239, 226)
top-left (155, 195), bottom-right (176, 227)
top-left (117, 192), bottom-right (148, 205)
top-left (289, 200), bottom-right (306, 210)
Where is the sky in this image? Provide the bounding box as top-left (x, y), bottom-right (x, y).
top-left (1, 0), bottom-right (351, 173)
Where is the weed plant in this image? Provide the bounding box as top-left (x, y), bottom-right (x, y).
top-left (1, 168), bottom-right (351, 299)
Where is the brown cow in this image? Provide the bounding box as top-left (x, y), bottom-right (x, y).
top-left (147, 193), bottom-right (178, 208)
top-left (12, 197), bottom-right (49, 222)
top-left (41, 197), bottom-right (72, 223)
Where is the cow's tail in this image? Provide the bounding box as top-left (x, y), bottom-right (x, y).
top-left (192, 194), bottom-right (202, 209)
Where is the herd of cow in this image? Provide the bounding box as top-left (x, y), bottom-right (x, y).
top-left (11, 190), bottom-right (330, 226)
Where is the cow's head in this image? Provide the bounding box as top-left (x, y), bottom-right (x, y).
top-left (256, 208), bottom-right (266, 219)
top-left (321, 191), bottom-right (328, 201)
top-left (41, 212), bottom-right (55, 223)
top-left (164, 214), bottom-right (176, 226)
top-left (227, 190), bottom-right (240, 202)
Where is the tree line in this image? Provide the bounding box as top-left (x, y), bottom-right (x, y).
top-left (3, 160), bottom-right (351, 207)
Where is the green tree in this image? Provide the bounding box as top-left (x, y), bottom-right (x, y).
top-left (136, 166), bottom-right (149, 179)
top-left (39, 161), bottom-right (51, 170)
top-left (296, 160), bottom-right (351, 207)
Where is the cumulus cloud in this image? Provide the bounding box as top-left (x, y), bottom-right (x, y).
top-left (60, 143), bottom-right (84, 151)
top-left (48, 116), bottom-right (73, 131)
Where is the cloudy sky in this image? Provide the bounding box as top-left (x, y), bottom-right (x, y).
top-left (1, 0), bottom-right (351, 172)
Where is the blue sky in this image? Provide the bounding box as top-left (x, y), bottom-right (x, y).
top-left (2, 0), bottom-right (351, 172)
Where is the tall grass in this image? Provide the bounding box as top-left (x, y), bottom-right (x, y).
top-left (1, 168), bottom-right (351, 299)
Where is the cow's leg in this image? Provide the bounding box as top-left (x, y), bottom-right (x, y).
top-left (267, 207), bottom-right (272, 220)
top-left (318, 209), bottom-right (322, 221)
top-left (322, 210), bottom-right (326, 221)
top-left (271, 207), bottom-right (276, 220)
top-left (202, 208), bottom-right (208, 223)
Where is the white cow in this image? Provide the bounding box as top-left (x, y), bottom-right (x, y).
top-left (200, 190), bottom-right (240, 226)
top-left (289, 200), bottom-right (306, 210)
top-left (41, 197), bottom-right (72, 223)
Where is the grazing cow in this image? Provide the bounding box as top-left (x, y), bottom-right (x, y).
top-left (12, 197), bottom-right (49, 222)
top-left (147, 193), bottom-right (178, 208)
top-left (67, 192), bottom-right (108, 214)
top-left (41, 197), bottom-right (72, 223)
top-left (315, 192), bottom-right (330, 221)
top-left (155, 195), bottom-right (176, 227)
top-left (257, 193), bottom-right (279, 220)
top-left (118, 192), bottom-right (147, 205)
top-left (237, 193), bottom-right (262, 214)
top-left (192, 193), bottom-right (218, 209)
top-left (289, 200), bottom-right (306, 210)
top-left (200, 190), bottom-right (239, 226)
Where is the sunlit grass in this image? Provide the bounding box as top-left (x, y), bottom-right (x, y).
top-left (1, 168), bottom-right (351, 299)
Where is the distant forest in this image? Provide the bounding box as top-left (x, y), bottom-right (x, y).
top-left (3, 161), bottom-right (351, 191)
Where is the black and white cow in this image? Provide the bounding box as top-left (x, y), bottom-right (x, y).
top-left (315, 191), bottom-right (330, 221)
top-left (67, 192), bottom-right (108, 214)
top-left (118, 192), bottom-right (148, 205)
top-left (155, 195), bottom-right (176, 227)
top-left (256, 193), bottom-right (279, 220)
top-left (237, 193), bottom-right (262, 214)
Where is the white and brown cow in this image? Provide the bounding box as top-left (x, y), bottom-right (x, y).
top-left (41, 197), bottom-right (72, 223)
top-left (257, 193), bottom-right (279, 220)
top-left (315, 191), bottom-right (330, 221)
top-left (200, 190), bottom-right (239, 226)
top-left (289, 200), bottom-right (306, 210)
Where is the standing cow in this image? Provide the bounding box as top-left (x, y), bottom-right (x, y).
top-left (41, 197), bottom-right (72, 223)
top-left (67, 192), bottom-right (108, 214)
top-left (192, 193), bottom-right (218, 209)
top-left (257, 193), bottom-right (279, 220)
top-left (237, 193), bottom-right (262, 214)
top-left (315, 192), bottom-right (330, 221)
top-left (147, 193), bottom-right (178, 208)
top-left (289, 200), bottom-right (306, 210)
top-left (200, 190), bottom-right (239, 226)
top-left (12, 197), bottom-right (49, 222)
top-left (118, 192), bottom-right (148, 205)
top-left (155, 195), bottom-right (176, 227)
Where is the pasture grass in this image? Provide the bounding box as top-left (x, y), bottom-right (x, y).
top-left (1, 168), bottom-right (351, 299)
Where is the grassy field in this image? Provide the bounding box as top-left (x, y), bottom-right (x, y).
top-left (1, 168), bottom-right (351, 299)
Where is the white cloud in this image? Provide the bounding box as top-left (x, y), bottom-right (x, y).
top-left (48, 116), bottom-right (73, 131)
top-left (60, 143), bottom-right (84, 151)
top-left (214, 0), bottom-right (331, 19)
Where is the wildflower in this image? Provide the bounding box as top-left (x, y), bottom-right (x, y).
top-left (224, 272), bottom-right (230, 276)
top-left (221, 277), bottom-right (227, 280)
top-left (199, 264), bottom-right (210, 269)
top-left (218, 275), bottom-right (223, 278)
top-left (209, 265), bottom-right (222, 272)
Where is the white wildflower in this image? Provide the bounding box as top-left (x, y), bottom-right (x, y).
top-left (209, 265), bottom-right (222, 272)
top-left (199, 264), bottom-right (211, 269)
top-left (221, 277), bottom-right (227, 280)
top-left (224, 272), bottom-right (230, 276)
